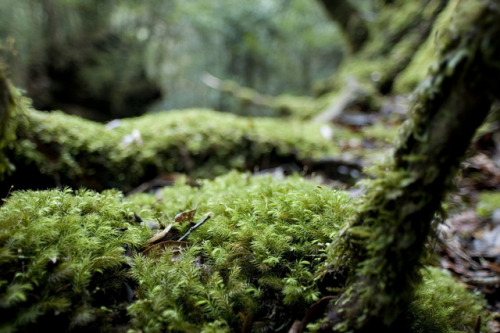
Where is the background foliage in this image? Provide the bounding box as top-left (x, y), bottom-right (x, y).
top-left (0, 0), bottom-right (342, 119)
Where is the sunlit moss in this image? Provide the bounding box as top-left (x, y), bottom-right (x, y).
top-left (314, 0), bottom-right (447, 105)
top-left (126, 172), bottom-right (354, 331)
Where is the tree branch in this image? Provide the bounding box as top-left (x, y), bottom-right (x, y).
top-left (317, 0), bottom-right (369, 53)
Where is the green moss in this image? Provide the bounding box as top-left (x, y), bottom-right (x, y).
top-left (0, 188), bottom-right (151, 331)
top-left (10, 108), bottom-right (347, 190)
top-left (126, 172), bottom-right (354, 332)
top-left (394, 0), bottom-right (461, 94)
top-left (476, 191), bottom-right (500, 218)
top-left (0, 75), bottom-right (26, 178)
top-left (9, 108), bottom-right (334, 191)
top-left (272, 94), bottom-right (325, 119)
top-left (0, 173), bottom-right (490, 332)
top-left (409, 266), bottom-right (489, 333)
top-left (316, 0), bottom-right (447, 100)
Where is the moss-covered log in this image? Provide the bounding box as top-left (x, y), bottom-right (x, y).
top-left (321, 1), bottom-right (500, 330)
top-left (1, 93), bottom-right (368, 194)
top-left (332, 0), bottom-right (447, 95)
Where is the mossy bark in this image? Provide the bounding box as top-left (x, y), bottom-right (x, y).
top-left (317, 0), bottom-right (369, 53)
top-left (0, 69), bottom-right (17, 176)
top-left (318, 0), bottom-right (448, 93)
top-left (321, 1), bottom-right (500, 330)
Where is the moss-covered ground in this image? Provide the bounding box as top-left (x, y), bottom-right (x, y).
top-left (0, 172), bottom-right (490, 332)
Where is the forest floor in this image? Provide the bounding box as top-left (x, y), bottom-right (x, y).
top-left (339, 109), bottom-right (500, 331)
top-left (119, 102), bottom-right (500, 331)
top-left (333, 109), bottom-right (500, 331)
top-left (437, 122), bottom-right (500, 332)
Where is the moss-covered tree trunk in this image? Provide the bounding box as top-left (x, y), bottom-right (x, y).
top-left (321, 1), bottom-right (500, 330)
top-left (316, 0), bottom-right (369, 53)
top-left (0, 69), bottom-right (17, 176)
top-left (318, 0), bottom-right (448, 93)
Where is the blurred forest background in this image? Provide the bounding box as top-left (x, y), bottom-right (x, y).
top-left (0, 0), bottom-right (348, 120)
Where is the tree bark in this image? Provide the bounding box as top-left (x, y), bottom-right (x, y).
top-left (321, 0), bottom-right (500, 330)
top-left (317, 0), bottom-right (369, 53)
top-left (0, 70), bottom-right (16, 176)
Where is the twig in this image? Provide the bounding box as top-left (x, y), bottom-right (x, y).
top-left (178, 215), bottom-right (211, 241)
top-left (464, 275), bottom-right (500, 287)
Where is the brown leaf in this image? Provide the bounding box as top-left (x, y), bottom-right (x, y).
top-left (174, 208), bottom-right (197, 223)
top-left (146, 223), bottom-right (173, 245)
top-left (142, 240), bottom-right (191, 256)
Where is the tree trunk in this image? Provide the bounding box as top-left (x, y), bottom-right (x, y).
top-left (316, 0), bottom-right (369, 53)
top-left (0, 70), bottom-right (16, 176)
top-left (320, 0), bottom-right (500, 330)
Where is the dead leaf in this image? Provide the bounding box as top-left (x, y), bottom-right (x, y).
top-left (142, 240), bottom-right (191, 256)
top-left (146, 223), bottom-right (173, 245)
top-left (175, 208), bottom-right (197, 223)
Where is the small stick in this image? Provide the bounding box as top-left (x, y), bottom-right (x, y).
top-left (178, 215), bottom-right (211, 241)
top-left (464, 275), bottom-right (500, 286)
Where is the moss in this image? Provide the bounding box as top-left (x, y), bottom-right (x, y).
top-left (476, 191), bottom-right (500, 219)
top-left (394, 0), bottom-right (461, 94)
top-left (0, 188), bottom-right (151, 332)
top-left (0, 173), bottom-right (490, 332)
top-left (202, 1), bottom-right (447, 118)
top-left (318, 0), bottom-right (500, 329)
top-left (316, 0), bottom-right (447, 101)
top-left (126, 172), bottom-right (355, 332)
top-left (203, 72), bottom-right (328, 119)
top-left (9, 107), bottom-right (349, 191)
top-left (305, 266), bottom-right (490, 332)
top-left (0, 74), bottom-right (26, 178)
top-left (272, 94), bottom-right (326, 119)
top-left (408, 266), bottom-right (489, 333)
top-left (0, 172), bottom-right (355, 332)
